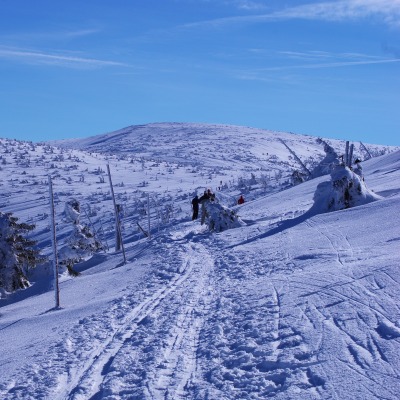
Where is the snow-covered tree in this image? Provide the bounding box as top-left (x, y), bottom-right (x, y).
top-left (0, 212), bottom-right (44, 295)
top-left (200, 200), bottom-right (244, 232)
top-left (328, 164), bottom-right (381, 210)
top-left (64, 198), bottom-right (80, 225)
top-left (59, 199), bottom-right (104, 275)
top-left (291, 170), bottom-right (307, 186)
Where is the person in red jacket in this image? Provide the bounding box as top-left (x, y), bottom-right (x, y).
top-left (238, 195), bottom-right (245, 205)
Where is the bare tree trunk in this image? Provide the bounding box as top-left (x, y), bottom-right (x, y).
top-left (48, 175), bottom-right (60, 308)
top-left (107, 164), bottom-right (126, 264)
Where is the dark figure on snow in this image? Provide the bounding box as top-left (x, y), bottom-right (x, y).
top-left (191, 195), bottom-right (199, 220)
top-left (238, 195), bottom-right (245, 205)
top-left (199, 189), bottom-right (215, 203)
top-left (197, 189), bottom-right (215, 225)
top-left (198, 191), bottom-right (209, 203)
top-left (207, 188), bottom-right (216, 201)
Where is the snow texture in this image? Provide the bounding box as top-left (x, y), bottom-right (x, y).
top-left (0, 122), bottom-right (399, 400)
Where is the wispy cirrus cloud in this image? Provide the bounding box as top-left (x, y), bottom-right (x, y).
top-left (233, 0), bottom-right (269, 11)
top-left (262, 58), bottom-right (400, 71)
top-left (183, 0), bottom-right (400, 28)
top-left (0, 28), bottom-right (101, 44)
top-left (62, 29), bottom-right (101, 39)
top-left (234, 50), bottom-right (400, 82)
top-left (271, 0), bottom-right (400, 27)
top-left (278, 50), bottom-right (387, 62)
top-left (0, 47), bottom-right (127, 69)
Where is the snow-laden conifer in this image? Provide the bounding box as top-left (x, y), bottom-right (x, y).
top-left (328, 164), bottom-right (382, 210)
top-left (58, 199), bottom-right (104, 275)
top-left (200, 200), bottom-right (244, 232)
top-left (0, 212), bottom-right (44, 295)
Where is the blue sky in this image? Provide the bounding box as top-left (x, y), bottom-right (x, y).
top-left (0, 0), bottom-right (399, 145)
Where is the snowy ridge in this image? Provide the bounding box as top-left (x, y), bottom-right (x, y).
top-left (52, 122), bottom-right (392, 171)
top-left (0, 124), bottom-right (400, 399)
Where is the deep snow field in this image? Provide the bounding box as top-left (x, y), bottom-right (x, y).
top-left (0, 123), bottom-right (399, 400)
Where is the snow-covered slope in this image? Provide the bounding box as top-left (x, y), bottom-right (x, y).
top-left (0, 125), bottom-right (399, 399)
top-left (53, 122), bottom-right (392, 173)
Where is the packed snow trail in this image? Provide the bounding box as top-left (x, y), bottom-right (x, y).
top-left (85, 229), bottom-right (216, 400)
top-left (57, 225), bottom-right (216, 400)
top-left (66, 241), bottom-right (212, 400)
top-left (0, 229), bottom-right (216, 400)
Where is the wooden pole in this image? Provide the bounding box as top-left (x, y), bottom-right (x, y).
top-left (107, 164), bottom-right (127, 264)
top-left (107, 164), bottom-right (121, 251)
top-left (147, 193), bottom-right (151, 240)
top-left (349, 144), bottom-right (354, 167)
top-left (48, 175), bottom-right (60, 309)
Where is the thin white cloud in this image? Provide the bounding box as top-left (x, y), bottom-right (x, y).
top-left (182, 0), bottom-right (400, 29)
top-left (0, 47), bottom-right (127, 68)
top-left (271, 0), bottom-right (400, 27)
top-left (63, 29), bottom-right (101, 38)
top-left (0, 29), bottom-right (100, 43)
top-left (193, 0), bottom-right (268, 10)
top-left (234, 0), bottom-right (268, 11)
top-left (278, 50), bottom-right (384, 61)
top-left (262, 58), bottom-right (400, 71)
top-left (234, 52), bottom-right (400, 82)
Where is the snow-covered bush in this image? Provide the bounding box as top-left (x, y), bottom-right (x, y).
top-left (291, 170), bottom-right (307, 186)
top-left (201, 200), bottom-right (244, 232)
top-left (64, 198), bottom-right (80, 224)
top-left (312, 164), bottom-right (382, 213)
top-left (0, 212), bottom-right (44, 295)
top-left (59, 199), bottom-right (104, 276)
top-left (58, 224), bottom-right (104, 275)
top-left (328, 164), bottom-right (381, 210)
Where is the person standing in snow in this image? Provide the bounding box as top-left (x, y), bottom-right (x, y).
top-left (208, 189), bottom-right (216, 201)
top-left (191, 195), bottom-right (199, 220)
top-left (237, 195), bottom-right (245, 205)
top-left (199, 189), bottom-right (215, 203)
top-left (198, 190), bottom-right (209, 203)
top-left (198, 190), bottom-right (212, 225)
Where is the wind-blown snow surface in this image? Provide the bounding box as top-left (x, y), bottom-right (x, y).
top-left (0, 123), bottom-right (399, 399)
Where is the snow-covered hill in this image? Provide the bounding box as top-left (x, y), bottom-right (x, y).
top-left (0, 123), bottom-right (399, 399)
top-left (53, 122), bottom-right (392, 174)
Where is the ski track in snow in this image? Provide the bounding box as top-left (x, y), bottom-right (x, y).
top-left (67, 248), bottom-right (196, 399)
top-left (194, 235), bottom-right (327, 400)
top-left (0, 227), bottom-right (218, 400)
top-left (143, 237), bottom-right (214, 399)
top-left (291, 216), bottom-right (400, 399)
top-left (65, 236), bottom-right (214, 400)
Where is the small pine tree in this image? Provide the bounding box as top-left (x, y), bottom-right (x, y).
top-left (0, 212), bottom-right (44, 294)
top-left (200, 200), bottom-right (244, 232)
top-left (59, 199), bottom-right (104, 275)
top-left (59, 223), bottom-right (104, 276)
top-left (325, 164), bottom-right (382, 211)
